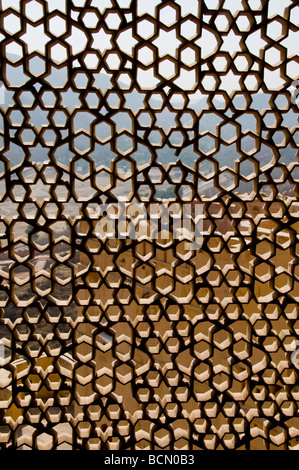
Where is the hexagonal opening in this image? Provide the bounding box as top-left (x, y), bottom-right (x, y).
top-left (3, 13), bottom-right (22, 35)
top-left (82, 10), bottom-right (100, 29)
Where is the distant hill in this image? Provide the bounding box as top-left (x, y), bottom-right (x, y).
top-left (1, 54), bottom-right (298, 180)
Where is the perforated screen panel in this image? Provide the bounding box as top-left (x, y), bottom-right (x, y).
top-left (0, 0), bottom-right (299, 451)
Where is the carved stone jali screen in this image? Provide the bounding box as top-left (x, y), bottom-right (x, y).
top-left (0, 0), bottom-right (299, 451)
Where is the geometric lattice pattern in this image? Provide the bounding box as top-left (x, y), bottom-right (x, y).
top-left (0, 0), bottom-right (299, 450)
